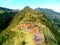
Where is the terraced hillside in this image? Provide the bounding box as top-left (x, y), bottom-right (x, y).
top-left (0, 6), bottom-right (59, 45)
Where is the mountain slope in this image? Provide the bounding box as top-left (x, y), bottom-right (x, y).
top-left (35, 8), bottom-right (60, 28)
top-left (36, 8), bottom-right (60, 44)
top-left (0, 6), bottom-right (59, 45)
top-left (0, 7), bottom-right (18, 32)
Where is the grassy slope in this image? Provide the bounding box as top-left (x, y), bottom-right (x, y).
top-left (36, 8), bottom-right (60, 44)
top-left (0, 7), bottom-right (59, 45)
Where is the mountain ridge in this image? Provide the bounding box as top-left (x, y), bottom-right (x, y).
top-left (0, 7), bottom-right (58, 45)
top-left (0, 6), bottom-right (60, 45)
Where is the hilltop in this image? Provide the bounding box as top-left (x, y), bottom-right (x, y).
top-left (0, 6), bottom-right (60, 45)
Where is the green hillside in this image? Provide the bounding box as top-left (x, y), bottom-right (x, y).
top-left (35, 8), bottom-right (60, 29)
top-left (0, 6), bottom-right (60, 45)
top-left (0, 7), bottom-right (18, 32)
top-left (36, 8), bottom-right (60, 44)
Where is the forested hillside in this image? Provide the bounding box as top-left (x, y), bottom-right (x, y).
top-left (0, 7), bottom-right (18, 32)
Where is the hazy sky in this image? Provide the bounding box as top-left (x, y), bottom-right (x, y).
top-left (0, 0), bottom-right (60, 12)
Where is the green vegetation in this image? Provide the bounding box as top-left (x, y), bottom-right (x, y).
top-left (0, 6), bottom-right (60, 45)
top-left (36, 8), bottom-right (60, 44)
top-left (1, 28), bottom-right (35, 45)
top-left (0, 7), bottom-right (17, 32)
top-left (43, 26), bottom-right (58, 45)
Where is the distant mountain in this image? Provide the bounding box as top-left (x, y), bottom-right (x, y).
top-left (0, 6), bottom-right (60, 45)
top-left (35, 8), bottom-right (60, 28)
top-left (0, 7), bottom-right (18, 32)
